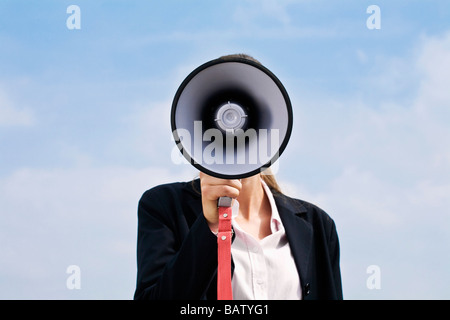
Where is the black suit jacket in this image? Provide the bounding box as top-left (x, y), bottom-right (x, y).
top-left (134, 179), bottom-right (343, 300)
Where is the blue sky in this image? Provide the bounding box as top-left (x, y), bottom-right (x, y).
top-left (1, 0), bottom-right (449, 299)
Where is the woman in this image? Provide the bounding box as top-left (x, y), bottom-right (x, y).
top-left (134, 170), bottom-right (343, 299)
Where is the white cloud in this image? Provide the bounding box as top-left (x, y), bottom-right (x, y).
top-left (414, 32), bottom-right (450, 150)
top-left (0, 89), bottom-right (35, 127)
top-left (0, 164), bottom-right (196, 299)
top-left (279, 32), bottom-right (450, 299)
top-left (131, 0), bottom-right (334, 45)
top-left (230, 0), bottom-right (337, 40)
top-left (233, 0), bottom-right (295, 27)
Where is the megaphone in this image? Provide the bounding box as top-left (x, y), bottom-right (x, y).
top-left (171, 55), bottom-right (293, 179)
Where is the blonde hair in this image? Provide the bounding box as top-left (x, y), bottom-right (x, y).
top-left (260, 168), bottom-right (282, 194)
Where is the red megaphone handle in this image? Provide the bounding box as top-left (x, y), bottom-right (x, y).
top-left (217, 198), bottom-right (233, 300)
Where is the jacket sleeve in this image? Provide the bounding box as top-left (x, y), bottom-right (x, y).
top-left (133, 187), bottom-right (218, 300)
top-left (327, 219), bottom-right (343, 299)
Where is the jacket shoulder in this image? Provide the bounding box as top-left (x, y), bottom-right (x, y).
top-left (275, 192), bottom-right (336, 230)
top-left (140, 180), bottom-right (200, 203)
top-left (137, 179), bottom-right (201, 225)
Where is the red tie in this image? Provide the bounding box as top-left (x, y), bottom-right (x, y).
top-left (217, 204), bottom-right (233, 300)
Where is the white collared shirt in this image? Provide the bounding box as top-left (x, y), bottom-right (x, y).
top-left (230, 180), bottom-right (302, 300)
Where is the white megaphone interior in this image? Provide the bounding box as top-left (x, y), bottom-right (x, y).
top-left (174, 61), bottom-right (290, 177)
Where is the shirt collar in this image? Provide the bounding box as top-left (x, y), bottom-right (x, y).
top-left (261, 178), bottom-right (284, 233)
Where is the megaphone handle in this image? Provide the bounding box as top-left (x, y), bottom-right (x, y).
top-left (217, 196), bottom-right (233, 300)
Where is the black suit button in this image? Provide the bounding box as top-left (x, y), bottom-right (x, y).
top-left (304, 283), bottom-right (311, 296)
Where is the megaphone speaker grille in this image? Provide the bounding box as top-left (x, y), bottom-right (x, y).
top-left (215, 101), bottom-right (248, 133)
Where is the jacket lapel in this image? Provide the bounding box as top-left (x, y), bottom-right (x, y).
top-left (274, 194), bottom-right (313, 288)
top-left (184, 180), bottom-right (313, 298)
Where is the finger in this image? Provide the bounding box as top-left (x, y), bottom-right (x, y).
top-left (199, 172), bottom-right (242, 190)
top-left (201, 184), bottom-right (240, 201)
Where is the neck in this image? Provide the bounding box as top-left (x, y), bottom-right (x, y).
top-left (236, 174), bottom-right (266, 220)
top-left (235, 174), bottom-right (273, 239)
